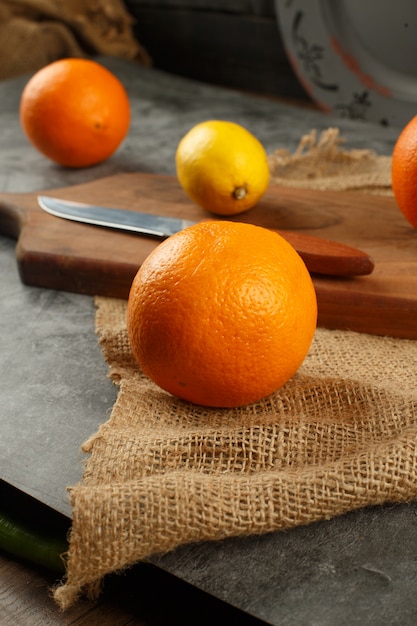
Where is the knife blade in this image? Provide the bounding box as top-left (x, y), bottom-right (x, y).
top-left (37, 195), bottom-right (195, 237)
top-left (37, 195), bottom-right (374, 277)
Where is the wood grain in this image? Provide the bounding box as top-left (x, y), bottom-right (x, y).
top-left (0, 171), bottom-right (416, 339)
top-left (0, 550), bottom-right (261, 625)
top-left (0, 553), bottom-right (149, 625)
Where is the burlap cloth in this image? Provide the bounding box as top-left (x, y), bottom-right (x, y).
top-left (54, 129), bottom-right (417, 609)
top-left (0, 0), bottom-right (151, 80)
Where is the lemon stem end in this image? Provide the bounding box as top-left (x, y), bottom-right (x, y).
top-left (233, 186), bottom-right (247, 200)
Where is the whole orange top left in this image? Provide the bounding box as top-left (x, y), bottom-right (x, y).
top-left (19, 58), bottom-right (130, 168)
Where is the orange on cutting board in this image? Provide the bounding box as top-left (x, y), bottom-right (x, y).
top-left (175, 120), bottom-right (270, 216)
top-left (19, 58), bottom-right (130, 168)
top-left (126, 221), bottom-right (317, 408)
top-left (392, 115), bottom-right (417, 229)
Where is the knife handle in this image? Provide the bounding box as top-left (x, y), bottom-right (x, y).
top-left (275, 229), bottom-right (374, 276)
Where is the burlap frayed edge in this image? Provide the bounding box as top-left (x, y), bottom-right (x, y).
top-left (268, 128), bottom-right (393, 195)
top-left (53, 429), bottom-right (417, 610)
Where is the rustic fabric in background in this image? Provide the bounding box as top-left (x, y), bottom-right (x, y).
top-left (269, 128), bottom-right (393, 195)
top-left (0, 0), bottom-right (150, 80)
top-left (54, 131), bottom-right (417, 609)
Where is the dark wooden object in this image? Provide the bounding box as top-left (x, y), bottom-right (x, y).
top-left (125, 0), bottom-right (306, 98)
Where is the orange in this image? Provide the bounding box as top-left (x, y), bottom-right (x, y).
top-left (392, 115), bottom-right (417, 229)
top-left (19, 58), bottom-right (130, 168)
top-left (127, 221), bottom-right (317, 408)
top-left (176, 120), bottom-right (270, 216)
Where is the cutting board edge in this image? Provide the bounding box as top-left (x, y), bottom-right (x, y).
top-left (16, 260), bottom-right (417, 340)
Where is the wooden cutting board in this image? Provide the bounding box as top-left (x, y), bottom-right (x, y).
top-left (0, 171), bottom-right (416, 339)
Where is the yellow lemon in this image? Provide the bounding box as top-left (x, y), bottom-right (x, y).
top-left (175, 120), bottom-right (270, 216)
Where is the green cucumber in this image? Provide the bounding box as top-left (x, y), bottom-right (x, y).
top-left (0, 510), bottom-right (68, 573)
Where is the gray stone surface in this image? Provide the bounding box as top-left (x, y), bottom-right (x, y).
top-left (0, 235), bottom-right (117, 511)
top-left (154, 503), bottom-right (417, 625)
top-left (1, 57), bottom-right (415, 625)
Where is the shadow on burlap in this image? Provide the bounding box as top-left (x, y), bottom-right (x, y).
top-left (54, 130), bottom-right (417, 609)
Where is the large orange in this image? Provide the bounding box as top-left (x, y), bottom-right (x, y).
top-left (19, 58), bottom-right (130, 168)
top-left (392, 115), bottom-right (417, 229)
top-left (127, 221), bottom-right (317, 408)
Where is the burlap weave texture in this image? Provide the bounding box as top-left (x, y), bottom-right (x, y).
top-left (55, 297), bottom-right (417, 609)
top-left (54, 130), bottom-right (417, 609)
top-left (0, 0), bottom-right (151, 80)
top-left (269, 128), bottom-right (393, 195)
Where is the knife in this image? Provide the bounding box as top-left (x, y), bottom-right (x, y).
top-left (37, 195), bottom-right (374, 277)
